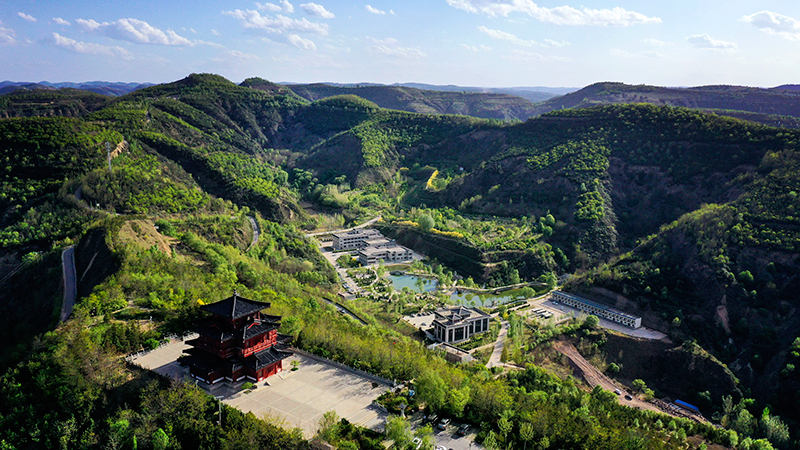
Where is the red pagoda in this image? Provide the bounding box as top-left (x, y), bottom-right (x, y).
top-left (184, 292), bottom-right (292, 384)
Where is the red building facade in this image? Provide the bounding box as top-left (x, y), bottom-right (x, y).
top-left (184, 293), bottom-right (292, 384)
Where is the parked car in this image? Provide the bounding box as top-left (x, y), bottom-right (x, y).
top-left (457, 423), bottom-right (470, 436)
top-left (614, 389), bottom-right (621, 395)
top-left (624, 394), bottom-right (633, 401)
top-left (436, 417), bottom-right (451, 430)
top-left (412, 437), bottom-right (422, 449)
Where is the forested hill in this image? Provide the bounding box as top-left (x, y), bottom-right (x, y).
top-left (285, 82), bottom-right (541, 121)
top-left (534, 82), bottom-right (800, 128)
top-left (1, 72), bottom-right (800, 448)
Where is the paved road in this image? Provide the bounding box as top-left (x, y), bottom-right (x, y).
top-left (246, 215), bottom-right (260, 250)
top-left (61, 246), bottom-right (77, 322)
top-left (486, 320), bottom-right (508, 368)
top-left (305, 215), bottom-right (381, 237)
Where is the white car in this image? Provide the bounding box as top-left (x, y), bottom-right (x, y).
top-left (412, 437), bottom-right (422, 449)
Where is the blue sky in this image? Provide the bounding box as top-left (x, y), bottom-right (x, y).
top-left (1, 0), bottom-right (799, 87)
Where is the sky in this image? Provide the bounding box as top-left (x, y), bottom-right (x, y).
top-left (1, 0), bottom-right (799, 88)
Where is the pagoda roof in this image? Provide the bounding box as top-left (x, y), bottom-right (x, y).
top-left (200, 293), bottom-right (271, 320)
top-left (245, 346), bottom-right (293, 370)
top-left (195, 319), bottom-right (280, 342)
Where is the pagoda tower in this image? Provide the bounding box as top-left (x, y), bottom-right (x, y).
top-left (184, 292), bottom-right (292, 384)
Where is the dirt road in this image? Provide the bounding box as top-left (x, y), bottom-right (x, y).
top-left (554, 341), bottom-right (665, 414)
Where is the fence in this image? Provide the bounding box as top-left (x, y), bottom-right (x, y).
top-left (290, 347), bottom-right (395, 387)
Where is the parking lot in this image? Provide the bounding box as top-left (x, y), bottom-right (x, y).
top-left (129, 338), bottom-right (391, 438)
top-left (408, 413), bottom-right (482, 450)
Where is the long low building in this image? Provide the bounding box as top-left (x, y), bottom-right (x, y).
top-left (551, 290), bottom-right (642, 329)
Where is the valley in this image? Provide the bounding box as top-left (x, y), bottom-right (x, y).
top-left (0, 73), bottom-right (797, 450)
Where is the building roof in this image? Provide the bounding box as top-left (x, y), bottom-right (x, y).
top-left (183, 345), bottom-right (292, 374)
top-left (200, 293), bottom-right (271, 320)
top-left (553, 291), bottom-right (640, 321)
top-left (332, 229), bottom-right (380, 239)
top-left (245, 346), bottom-right (293, 370)
top-left (195, 318), bottom-right (280, 342)
top-left (432, 306), bottom-right (490, 327)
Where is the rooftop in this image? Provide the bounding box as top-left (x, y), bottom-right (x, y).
top-left (554, 291), bottom-right (640, 321)
top-left (200, 292), bottom-right (271, 320)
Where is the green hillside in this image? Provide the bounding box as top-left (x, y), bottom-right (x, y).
top-left (534, 82), bottom-right (800, 128)
top-left (287, 82), bottom-right (540, 121)
top-left (1, 73), bottom-right (799, 449)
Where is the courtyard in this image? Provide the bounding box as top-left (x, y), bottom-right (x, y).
top-left (128, 338), bottom-right (391, 437)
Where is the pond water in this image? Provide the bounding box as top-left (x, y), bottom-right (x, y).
top-left (388, 274), bottom-right (438, 292)
top-left (449, 288), bottom-right (530, 307)
top-left (387, 274), bottom-right (531, 307)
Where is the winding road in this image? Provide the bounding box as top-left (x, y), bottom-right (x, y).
top-left (246, 215), bottom-right (260, 250)
top-left (61, 246), bottom-right (77, 322)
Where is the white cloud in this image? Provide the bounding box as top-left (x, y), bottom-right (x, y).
top-left (446, 0), bottom-right (660, 26)
top-left (687, 34), bottom-right (737, 49)
top-left (53, 17), bottom-right (71, 26)
top-left (478, 26), bottom-right (536, 46)
top-left (223, 9), bottom-right (330, 35)
top-left (18, 12), bottom-right (36, 22)
top-left (52, 32), bottom-right (131, 57)
top-left (226, 49), bottom-right (259, 60)
top-left (543, 39), bottom-right (569, 47)
top-left (256, 2), bottom-right (283, 12)
top-left (301, 3), bottom-right (335, 19)
top-left (462, 43), bottom-right (491, 51)
top-left (0, 25), bottom-right (16, 45)
top-left (76, 18), bottom-right (195, 45)
top-left (281, 0), bottom-right (295, 13)
top-left (643, 38), bottom-right (666, 46)
top-left (742, 11), bottom-right (800, 40)
top-left (366, 5), bottom-right (386, 15)
top-left (609, 48), bottom-right (664, 58)
top-left (367, 38), bottom-right (425, 57)
top-left (504, 49), bottom-right (571, 62)
top-left (211, 29), bottom-right (221, 36)
top-left (288, 33), bottom-right (316, 49)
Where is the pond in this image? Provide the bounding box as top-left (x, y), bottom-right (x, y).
top-left (449, 288), bottom-right (530, 307)
top-left (388, 274), bottom-right (438, 292)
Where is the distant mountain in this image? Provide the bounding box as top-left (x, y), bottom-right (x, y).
top-left (284, 83), bottom-right (543, 121)
top-left (394, 82), bottom-right (576, 101)
top-left (0, 80), bottom-right (152, 96)
top-left (534, 82), bottom-right (800, 128)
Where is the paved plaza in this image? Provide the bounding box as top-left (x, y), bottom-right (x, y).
top-left (129, 338), bottom-right (391, 437)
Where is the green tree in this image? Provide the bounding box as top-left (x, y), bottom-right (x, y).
top-left (417, 214), bottom-right (435, 232)
top-left (520, 422), bottom-right (535, 450)
top-left (584, 315), bottom-right (600, 329)
top-left (151, 428), bottom-right (169, 450)
top-left (385, 416), bottom-right (412, 449)
top-left (317, 410), bottom-right (341, 444)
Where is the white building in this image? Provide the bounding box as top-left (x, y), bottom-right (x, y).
top-left (431, 306), bottom-right (491, 344)
top-left (357, 243), bottom-right (412, 265)
top-left (332, 229), bottom-right (381, 251)
top-left (551, 291), bottom-right (642, 329)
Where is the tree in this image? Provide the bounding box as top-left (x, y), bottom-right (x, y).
top-left (385, 415), bottom-right (412, 449)
top-left (632, 379), bottom-right (647, 393)
top-left (151, 429), bottom-right (169, 450)
top-left (317, 410), bottom-right (341, 443)
top-left (584, 315), bottom-right (599, 329)
top-left (520, 422), bottom-right (535, 450)
top-left (418, 214), bottom-right (435, 232)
